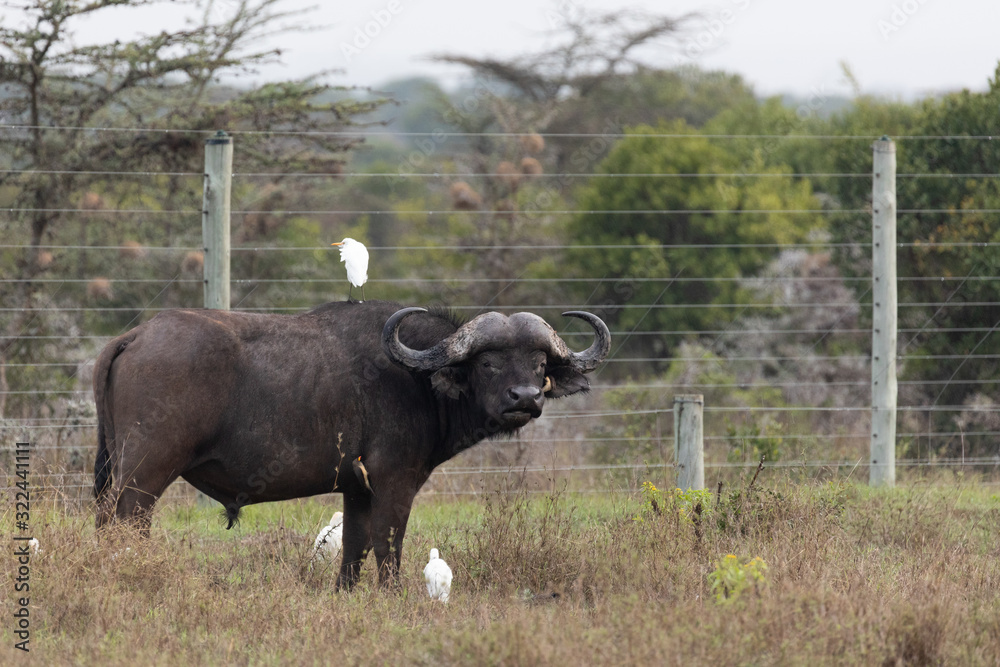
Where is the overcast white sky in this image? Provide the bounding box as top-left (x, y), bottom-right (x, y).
top-left (69, 0), bottom-right (1000, 98)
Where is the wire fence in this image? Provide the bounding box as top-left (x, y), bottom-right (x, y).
top-left (2, 126), bottom-right (999, 507)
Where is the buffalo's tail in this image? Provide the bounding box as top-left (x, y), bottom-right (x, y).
top-left (223, 504), bottom-right (242, 530)
top-left (93, 333), bottom-right (137, 500)
top-left (93, 423), bottom-right (112, 500)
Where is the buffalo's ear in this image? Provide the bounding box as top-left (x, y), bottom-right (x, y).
top-left (431, 366), bottom-right (468, 399)
top-left (544, 366), bottom-right (590, 398)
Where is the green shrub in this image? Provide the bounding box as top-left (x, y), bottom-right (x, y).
top-left (707, 554), bottom-right (768, 604)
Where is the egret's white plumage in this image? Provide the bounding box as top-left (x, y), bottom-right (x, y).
top-left (311, 511), bottom-right (344, 565)
top-left (331, 237), bottom-right (369, 301)
top-left (28, 538), bottom-right (40, 555)
top-left (423, 548), bottom-right (452, 603)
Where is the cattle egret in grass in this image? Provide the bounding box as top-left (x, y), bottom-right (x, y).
top-left (311, 511), bottom-right (344, 565)
top-left (424, 548), bottom-right (452, 603)
top-left (330, 238), bottom-right (369, 302)
top-left (28, 538), bottom-right (40, 555)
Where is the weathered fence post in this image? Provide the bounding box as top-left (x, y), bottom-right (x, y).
top-left (197, 131), bottom-right (233, 507)
top-left (202, 130), bottom-right (233, 310)
top-left (674, 394), bottom-right (704, 491)
top-left (870, 136), bottom-right (897, 487)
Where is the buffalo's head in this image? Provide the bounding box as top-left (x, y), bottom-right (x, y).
top-left (382, 308), bottom-right (611, 431)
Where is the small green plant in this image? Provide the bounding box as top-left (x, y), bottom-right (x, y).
top-left (634, 481), bottom-right (665, 520)
top-left (707, 554), bottom-right (768, 604)
top-left (674, 486), bottom-right (714, 518)
top-left (634, 482), bottom-right (714, 522)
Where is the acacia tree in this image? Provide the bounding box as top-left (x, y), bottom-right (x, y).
top-left (430, 8), bottom-right (700, 174)
top-left (384, 8), bottom-right (705, 309)
top-left (0, 0), bottom-right (381, 416)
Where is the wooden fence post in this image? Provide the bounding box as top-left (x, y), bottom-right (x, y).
top-left (202, 130), bottom-right (233, 311)
top-left (197, 131), bottom-right (233, 507)
top-left (870, 136), bottom-right (897, 487)
top-left (674, 394), bottom-right (705, 491)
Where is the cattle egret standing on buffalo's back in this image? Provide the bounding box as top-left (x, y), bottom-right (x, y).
top-left (424, 548), bottom-right (452, 603)
top-left (330, 238), bottom-right (368, 302)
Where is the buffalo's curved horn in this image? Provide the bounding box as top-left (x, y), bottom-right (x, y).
top-left (383, 307), bottom-right (439, 371)
top-left (382, 307), bottom-right (477, 371)
top-left (560, 311), bottom-right (611, 372)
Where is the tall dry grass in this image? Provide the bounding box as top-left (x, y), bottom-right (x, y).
top-left (4, 473), bottom-right (1000, 665)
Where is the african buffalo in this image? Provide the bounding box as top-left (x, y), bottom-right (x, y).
top-left (93, 300), bottom-right (609, 589)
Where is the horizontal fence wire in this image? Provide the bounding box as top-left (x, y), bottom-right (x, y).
top-left (2, 242), bottom-right (998, 251)
top-left (9, 431), bottom-right (1000, 445)
top-left (9, 379), bottom-right (1000, 398)
top-left (8, 353), bottom-right (1000, 366)
top-left (0, 304), bottom-right (990, 315)
top-left (3, 207), bottom-right (1000, 216)
top-left (4, 168), bottom-right (1000, 179)
top-left (4, 408), bottom-right (997, 427)
top-left (5, 276), bottom-right (1000, 285)
top-left (0, 326), bottom-right (994, 336)
top-left (0, 327), bottom-right (992, 337)
top-left (2, 124), bottom-right (998, 140)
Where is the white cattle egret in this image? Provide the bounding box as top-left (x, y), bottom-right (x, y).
top-left (330, 238), bottom-right (369, 302)
top-left (28, 538), bottom-right (40, 555)
top-left (311, 511), bottom-right (344, 566)
top-left (423, 548), bottom-right (452, 603)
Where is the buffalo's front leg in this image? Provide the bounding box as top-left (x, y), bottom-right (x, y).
top-left (370, 486), bottom-right (418, 587)
top-left (336, 493), bottom-right (372, 591)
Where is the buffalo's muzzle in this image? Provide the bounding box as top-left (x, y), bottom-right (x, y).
top-left (504, 385), bottom-right (544, 418)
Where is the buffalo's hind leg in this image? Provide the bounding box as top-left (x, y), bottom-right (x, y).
top-left (105, 444), bottom-right (182, 537)
top-left (336, 493), bottom-right (373, 591)
top-left (113, 483), bottom-right (164, 536)
top-left (95, 490), bottom-right (116, 530)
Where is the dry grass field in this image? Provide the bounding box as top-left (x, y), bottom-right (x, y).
top-left (5, 472), bottom-right (1000, 665)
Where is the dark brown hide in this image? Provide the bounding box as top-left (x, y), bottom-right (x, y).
top-left (93, 301), bottom-right (609, 589)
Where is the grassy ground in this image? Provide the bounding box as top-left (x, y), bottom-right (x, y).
top-left (4, 473), bottom-right (1000, 665)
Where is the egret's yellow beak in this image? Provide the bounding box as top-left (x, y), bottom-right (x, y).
top-left (331, 242), bottom-right (343, 246)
